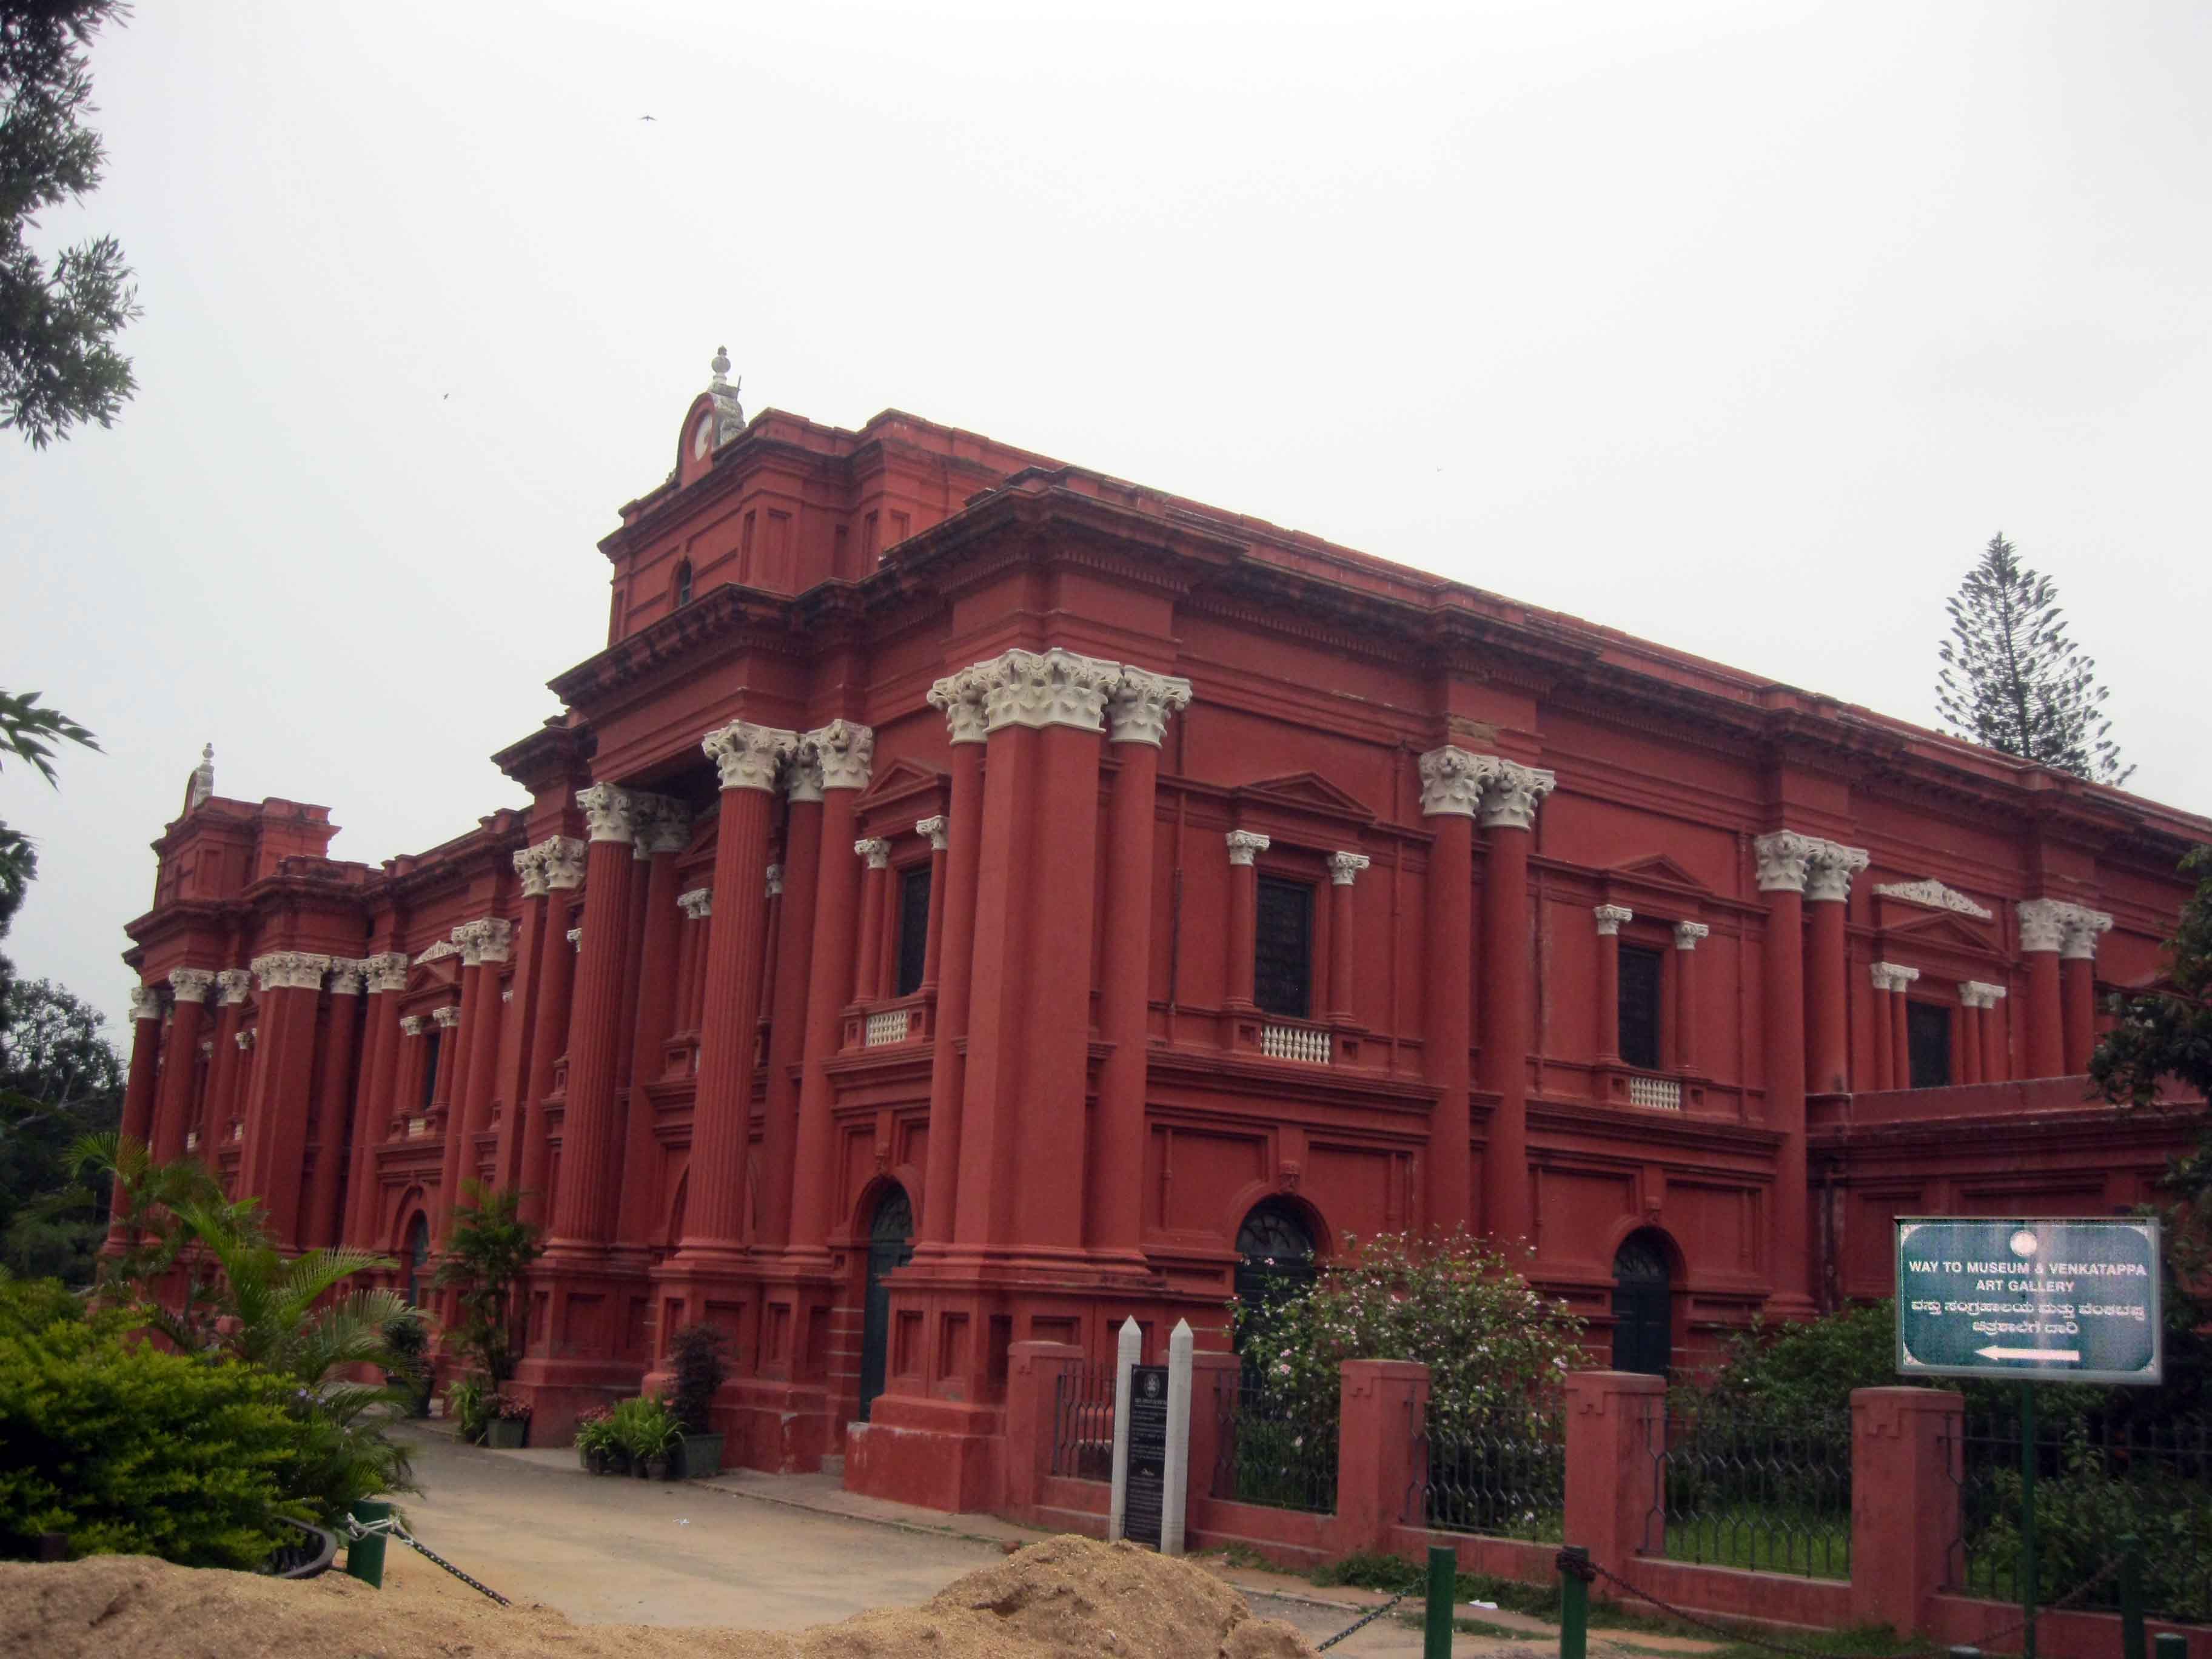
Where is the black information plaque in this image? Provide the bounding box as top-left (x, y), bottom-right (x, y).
top-left (1122, 1364), bottom-right (1168, 1550)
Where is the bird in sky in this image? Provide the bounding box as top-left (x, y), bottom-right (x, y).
top-left (639, 115), bottom-right (657, 122)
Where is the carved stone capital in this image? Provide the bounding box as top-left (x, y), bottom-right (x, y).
top-left (512, 843), bottom-right (549, 899)
top-left (703, 719), bottom-right (797, 793)
top-left (577, 783), bottom-right (638, 844)
top-left (1327, 851), bottom-right (1370, 887)
top-left (1959, 980), bottom-right (2009, 1010)
top-left (626, 793), bottom-right (689, 860)
top-left (1415, 745), bottom-right (1496, 818)
top-left (915, 816), bottom-right (949, 852)
top-left (1478, 762), bottom-right (1557, 831)
top-left (765, 864), bottom-right (783, 897)
top-left (1594, 904), bottom-right (1634, 936)
top-left (678, 886), bottom-right (714, 920)
top-left (977, 648), bottom-right (1121, 735)
top-left (1753, 830), bottom-right (1818, 894)
top-left (566, 928), bottom-right (583, 951)
top-left (252, 952), bottom-right (330, 993)
top-left (540, 836), bottom-right (587, 891)
top-left (431, 1004), bottom-right (462, 1030)
top-left (803, 720), bottom-right (875, 792)
top-left (1803, 840), bottom-right (1871, 904)
top-left (1674, 921), bottom-right (1710, 951)
top-left (129, 985), bottom-right (163, 1021)
top-left (454, 917), bottom-right (515, 967)
top-left (235, 1029), bottom-right (256, 1051)
top-left (1870, 961), bottom-right (1922, 993)
top-left (1225, 831), bottom-right (1271, 867)
top-left (1106, 665), bottom-right (1193, 746)
top-left (168, 967), bottom-right (216, 1004)
top-left (326, 959), bottom-right (366, 996)
top-left (2016, 897), bottom-right (2068, 953)
top-left (400, 1015), bottom-right (426, 1037)
top-left (362, 952), bottom-right (411, 994)
top-left (215, 967), bottom-right (253, 1006)
top-left (854, 837), bottom-right (891, 871)
top-left (927, 663), bottom-right (994, 746)
top-left (786, 744), bottom-right (825, 803)
top-left (2059, 907), bottom-right (2114, 962)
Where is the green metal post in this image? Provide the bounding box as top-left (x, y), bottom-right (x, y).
top-left (2019, 1382), bottom-right (2037, 1659)
top-left (2119, 1535), bottom-right (2144, 1659)
top-left (343, 1498), bottom-right (393, 1588)
top-left (1424, 1544), bottom-right (1455, 1659)
top-left (2152, 1636), bottom-right (2187, 1659)
top-left (1560, 1547), bottom-right (1590, 1659)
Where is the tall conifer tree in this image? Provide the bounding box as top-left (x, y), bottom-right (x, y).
top-left (1935, 533), bottom-right (2132, 786)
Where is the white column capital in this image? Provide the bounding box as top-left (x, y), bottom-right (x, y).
top-left (927, 663), bottom-right (994, 745)
top-left (1327, 851), bottom-right (1370, 886)
top-left (854, 837), bottom-right (891, 870)
top-left (431, 1004), bottom-right (462, 1030)
top-left (1674, 921), bottom-right (1710, 951)
top-left (1594, 904), bottom-right (1634, 936)
top-left (400, 1015), bottom-right (426, 1037)
top-left (1959, 980), bottom-right (2009, 1010)
top-left (538, 836), bottom-right (586, 890)
top-left (129, 984), bottom-right (163, 1021)
top-left (576, 783), bottom-right (638, 844)
top-left (1416, 745), bottom-right (1496, 817)
top-left (215, 967), bottom-right (253, 1005)
top-left (977, 647), bottom-right (1122, 735)
top-left (1105, 664), bottom-right (1193, 746)
top-left (566, 927), bottom-right (583, 951)
top-left (627, 793), bottom-right (690, 860)
top-left (168, 967), bottom-right (216, 1004)
top-left (1870, 961), bottom-right (1921, 993)
top-left (251, 952), bottom-right (331, 993)
top-left (702, 719), bottom-right (798, 793)
top-left (766, 863), bottom-right (783, 897)
top-left (512, 843), bottom-right (549, 898)
top-left (235, 1029), bottom-right (256, 1051)
top-left (1225, 830), bottom-right (1270, 867)
top-left (800, 720), bottom-right (875, 791)
top-left (362, 952), bottom-right (411, 993)
top-left (1804, 840), bottom-right (1871, 903)
top-left (914, 815), bottom-right (949, 852)
top-left (2059, 906), bottom-right (2114, 961)
top-left (453, 917), bottom-right (514, 967)
top-left (1754, 830), bottom-right (1818, 894)
top-left (678, 886), bottom-right (714, 920)
top-left (326, 959), bottom-right (366, 996)
top-left (1478, 760), bottom-right (1557, 831)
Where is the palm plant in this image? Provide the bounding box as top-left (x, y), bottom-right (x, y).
top-left (433, 1180), bottom-right (542, 1388)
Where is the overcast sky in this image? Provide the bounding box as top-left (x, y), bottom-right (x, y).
top-left (3, 1), bottom-right (2207, 1039)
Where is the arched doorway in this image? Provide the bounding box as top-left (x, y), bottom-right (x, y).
top-left (1610, 1230), bottom-right (1673, 1376)
top-left (857, 1184), bottom-right (914, 1423)
top-left (402, 1213), bottom-right (431, 1308)
top-left (1233, 1198), bottom-right (1318, 1340)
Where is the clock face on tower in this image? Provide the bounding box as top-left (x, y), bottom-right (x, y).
top-left (692, 414), bottom-right (714, 458)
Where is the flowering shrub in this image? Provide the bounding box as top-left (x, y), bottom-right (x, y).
top-left (491, 1390), bottom-right (531, 1421)
top-left (1229, 1230), bottom-right (1584, 1442)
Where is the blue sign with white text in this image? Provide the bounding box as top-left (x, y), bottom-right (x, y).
top-left (1895, 1216), bottom-right (2161, 1386)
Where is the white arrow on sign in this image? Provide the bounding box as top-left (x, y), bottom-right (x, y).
top-left (1976, 1346), bottom-right (2080, 1362)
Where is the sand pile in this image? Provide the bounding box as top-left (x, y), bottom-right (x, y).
top-left (0, 1533), bottom-right (1316, 1659)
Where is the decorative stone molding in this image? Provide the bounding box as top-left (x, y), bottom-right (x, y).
top-left (501, 986), bottom-right (513, 1004)
top-left (977, 648), bottom-right (1121, 735)
top-left (1803, 840), bottom-right (1871, 903)
top-left (215, 968), bottom-right (253, 1006)
top-left (431, 1005), bottom-right (462, 1030)
top-left (785, 743), bottom-right (825, 803)
top-left (1416, 745), bottom-right (1496, 817)
top-left (1870, 962), bottom-right (1922, 993)
top-left (362, 953), bottom-right (411, 994)
top-left (703, 719), bottom-right (797, 793)
top-left (1959, 980), bottom-right (2009, 1010)
top-left (169, 967), bottom-right (216, 1004)
top-left (576, 782), bottom-right (638, 844)
top-left (252, 952), bottom-right (331, 993)
top-left (1478, 761), bottom-right (1557, 831)
top-left (1225, 831), bottom-right (1271, 867)
top-left (678, 886), bottom-right (714, 920)
top-left (927, 664), bottom-right (993, 745)
top-left (1594, 904), bottom-right (1634, 936)
top-left (915, 816), bottom-right (948, 852)
top-left (129, 984), bottom-right (163, 1021)
top-left (453, 917), bottom-right (515, 967)
top-left (1753, 831), bottom-right (1818, 894)
top-left (765, 864), bottom-right (783, 897)
top-left (2017, 897), bottom-right (2112, 955)
top-left (1874, 877), bottom-right (1993, 922)
top-left (414, 939), bottom-right (460, 965)
top-left (2059, 907), bottom-right (2114, 962)
top-left (804, 720), bottom-right (875, 792)
top-left (1105, 665), bottom-right (1193, 746)
top-left (235, 1030), bottom-right (255, 1051)
top-left (400, 1016), bottom-right (426, 1037)
top-left (326, 959), bottom-right (366, 996)
top-left (1327, 851), bottom-right (1370, 886)
top-left (628, 793), bottom-right (690, 860)
top-left (854, 837), bottom-right (891, 871)
top-left (566, 928), bottom-right (583, 951)
top-left (540, 836), bottom-right (586, 891)
top-left (512, 843), bottom-right (549, 898)
top-left (1674, 922), bottom-right (1710, 951)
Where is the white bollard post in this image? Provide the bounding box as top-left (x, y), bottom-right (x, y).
top-left (1161, 1318), bottom-right (1194, 1557)
top-left (1107, 1315), bottom-right (1141, 1543)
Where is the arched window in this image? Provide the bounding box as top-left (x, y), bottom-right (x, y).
top-left (1233, 1198), bottom-right (1318, 1326)
top-left (672, 559), bottom-right (694, 608)
top-left (1610, 1230), bottom-right (1673, 1376)
top-left (403, 1213), bottom-right (431, 1307)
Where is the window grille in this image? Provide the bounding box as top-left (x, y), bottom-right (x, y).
top-left (1261, 1023), bottom-right (1331, 1064)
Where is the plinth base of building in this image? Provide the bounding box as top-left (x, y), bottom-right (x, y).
top-left (506, 1356), bottom-right (645, 1446)
top-left (844, 1394), bottom-right (1005, 1512)
top-left (719, 1375), bottom-right (837, 1473)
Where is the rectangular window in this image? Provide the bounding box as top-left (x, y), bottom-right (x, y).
top-left (419, 1030), bottom-right (443, 1111)
top-left (1253, 877), bottom-right (1313, 1019)
top-left (1618, 944), bottom-right (1664, 1071)
top-left (895, 865), bottom-right (932, 997)
top-left (1907, 1001), bottom-right (1952, 1090)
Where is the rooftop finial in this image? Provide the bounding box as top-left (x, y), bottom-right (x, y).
top-left (706, 344), bottom-right (745, 446)
top-left (188, 743), bottom-right (215, 810)
top-left (710, 344), bottom-right (732, 387)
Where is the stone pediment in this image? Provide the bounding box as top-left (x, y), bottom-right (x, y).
top-left (1872, 876), bottom-right (1994, 921)
top-left (1877, 908), bottom-right (1998, 956)
top-left (853, 758), bottom-right (947, 813)
top-left (1232, 773), bottom-right (1377, 824)
top-left (1608, 853), bottom-right (1713, 896)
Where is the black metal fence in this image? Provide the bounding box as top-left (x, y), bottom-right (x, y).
top-left (1404, 1397), bottom-right (1567, 1540)
top-left (1213, 1379), bottom-right (1338, 1514)
top-left (1647, 1398), bottom-right (1852, 1579)
top-left (1946, 1407), bottom-right (2212, 1624)
top-left (1049, 1362), bottom-right (1116, 1481)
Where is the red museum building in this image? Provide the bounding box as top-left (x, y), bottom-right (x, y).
top-left (116, 354), bottom-right (2208, 1511)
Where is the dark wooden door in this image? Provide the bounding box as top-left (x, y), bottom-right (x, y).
top-left (858, 1186), bottom-right (913, 1422)
top-left (1610, 1232), bottom-right (1672, 1376)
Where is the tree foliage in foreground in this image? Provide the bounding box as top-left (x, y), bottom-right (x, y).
top-left (1935, 533), bottom-right (2131, 786)
top-left (0, 978), bottom-right (122, 1281)
top-left (433, 1179), bottom-right (543, 1389)
top-left (0, 0), bottom-right (138, 448)
top-left (0, 687), bottom-right (101, 1003)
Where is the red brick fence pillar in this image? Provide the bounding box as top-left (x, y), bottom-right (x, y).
top-left (1849, 1386), bottom-right (1962, 1637)
top-left (1564, 1370), bottom-right (1664, 1583)
top-left (1332, 1359), bottom-right (1433, 1555)
top-left (1002, 1341), bottom-right (1085, 1513)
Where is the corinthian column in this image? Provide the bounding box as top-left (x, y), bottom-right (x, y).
top-left (917, 668), bottom-right (989, 1247)
top-left (1415, 745), bottom-right (1488, 1236)
top-left (1593, 905), bottom-right (1632, 1065)
top-left (150, 968), bottom-right (214, 1162)
top-left (439, 918), bottom-right (514, 1236)
top-left (759, 752), bottom-right (824, 1250)
top-left (2059, 905), bottom-right (2113, 1073)
top-left (853, 837), bottom-right (892, 1002)
top-left (305, 960), bottom-right (364, 1247)
top-left (1093, 663), bottom-right (1191, 1261)
top-left (1477, 760), bottom-right (1554, 1245)
top-left (240, 951), bottom-right (331, 1245)
top-left (1754, 830), bottom-right (1816, 1316)
top-left (1674, 923), bottom-right (1708, 1073)
top-left (517, 838), bottom-right (585, 1224)
top-left (201, 970), bottom-right (252, 1151)
top-left (1327, 853), bottom-right (1370, 1024)
top-left (616, 800), bottom-right (692, 1253)
top-left (346, 952), bottom-right (410, 1244)
top-left (1222, 832), bottom-right (1270, 1011)
top-left (2017, 898), bottom-right (2068, 1079)
top-left (679, 720), bottom-right (796, 1260)
top-left (1803, 840), bottom-right (1868, 1097)
top-left (107, 986), bottom-right (166, 1238)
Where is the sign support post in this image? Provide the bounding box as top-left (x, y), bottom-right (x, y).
top-left (2019, 1379), bottom-right (2037, 1659)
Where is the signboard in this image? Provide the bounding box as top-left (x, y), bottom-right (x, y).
top-left (1895, 1216), bottom-right (2161, 1385)
top-left (1121, 1364), bottom-right (1168, 1549)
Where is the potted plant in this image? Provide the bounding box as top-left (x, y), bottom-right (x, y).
top-left (664, 1322), bottom-right (726, 1478)
top-left (382, 1315), bottom-right (433, 1418)
top-left (574, 1405), bottom-right (618, 1475)
top-left (609, 1396), bottom-right (679, 1480)
top-left (446, 1374), bottom-right (490, 1445)
top-left (483, 1389), bottom-right (531, 1449)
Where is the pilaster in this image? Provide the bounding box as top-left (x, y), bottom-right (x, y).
top-left (1754, 830), bottom-right (1815, 1316)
